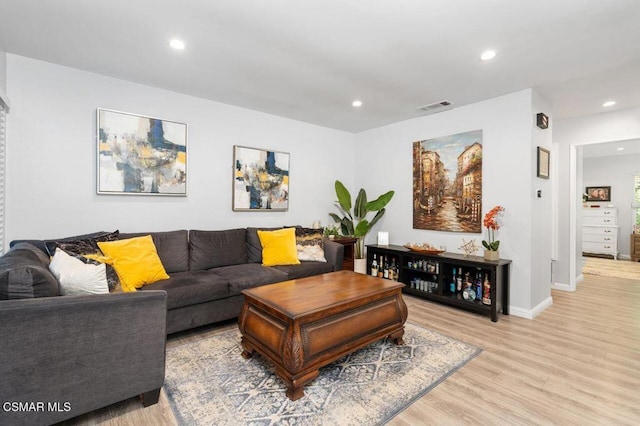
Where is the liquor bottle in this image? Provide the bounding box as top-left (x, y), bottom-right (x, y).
top-left (383, 257), bottom-right (389, 279)
top-left (378, 256), bottom-right (384, 278)
top-left (475, 272), bottom-right (482, 301)
top-left (450, 268), bottom-right (456, 293)
top-left (483, 274), bottom-right (491, 305)
top-left (371, 254), bottom-right (378, 277)
top-left (388, 258), bottom-right (395, 280)
top-left (456, 268), bottom-right (463, 292)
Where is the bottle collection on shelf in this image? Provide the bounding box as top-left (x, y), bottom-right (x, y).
top-left (446, 267), bottom-right (491, 305)
top-left (370, 254), bottom-right (492, 305)
top-left (369, 254), bottom-right (400, 281)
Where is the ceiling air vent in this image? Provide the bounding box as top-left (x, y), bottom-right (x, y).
top-left (416, 100), bottom-right (453, 115)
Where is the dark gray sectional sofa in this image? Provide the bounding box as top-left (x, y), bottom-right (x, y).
top-left (0, 227), bottom-right (343, 425)
top-left (119, 227), bottom-right (343, 334)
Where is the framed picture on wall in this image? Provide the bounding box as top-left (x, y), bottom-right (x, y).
top-left (233, 145), bottom-right (290, 211)
top-left (537, 147), bottom-right (550, 179)
top-left (97, 108), bottom-right (187, 195)
top-left (585, 186), bottom-right (611, 202)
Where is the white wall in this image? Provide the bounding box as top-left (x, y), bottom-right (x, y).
top-left (354, 89), bottom-right (552, 316)
top-left (583, 153), bottom-right (640, 258)
top-left (554, 106), bottom-right (640, 289)
top-left (5, 55), bottom-right (354, 244)
top-left (0, 46), bottom-right (6, 97)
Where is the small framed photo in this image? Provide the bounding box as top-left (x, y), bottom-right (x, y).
top-left (377, 231), bottom-right (389, 246)
top-left (585, 186), bottom-right (611, 202)
top-left (536, 147), bottom-right (550, 179)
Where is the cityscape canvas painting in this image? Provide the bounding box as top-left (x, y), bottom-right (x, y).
top-left (233, 145), bottom-right (290, 211)
top-left (413, 130), bottom-right (483, 233)
top-left (97, 109), bottom-right (187, 195)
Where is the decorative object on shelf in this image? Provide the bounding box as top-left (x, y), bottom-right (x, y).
top-left (97, 108), bottom-right (187, 196)
top-left (585, 186), bottom-right (611, 202)
top-left (482, 205), bottom-right (504, 261)
top-left (459, 239), bottom-right (479, 258)
top-left (330, 180), bottom-right (395, 259)
top-left (413, 130), bottom-right (482, 233)
top-left (323, 224), bottom-right (340, 239)
top-left (536, 112), bottom-right (549, 129)
top-left (536, 147), bottom-right (550, 179)
top-left (403, 243), bottom-right (445, 255)
top-left (377, 232), bottom-right (389, 246)
top-left (233, 145), bottom-right (290, 211)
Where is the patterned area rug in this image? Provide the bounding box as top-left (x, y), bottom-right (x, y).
top-left (164, 323), bottom-right (481, 425)
top-left (582, 256), bottom-right (640, 280)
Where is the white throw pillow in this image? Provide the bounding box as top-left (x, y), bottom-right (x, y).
top-left (49, 248), bottom-right (109, 296)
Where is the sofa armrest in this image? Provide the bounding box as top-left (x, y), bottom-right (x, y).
top-left (323, 238), bottom-right (344, 271)
top-left (0, 291), bottom-right (167, 425)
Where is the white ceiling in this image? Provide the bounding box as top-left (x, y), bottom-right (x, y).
top-left (582, 139), bottom-right (640, 158)
top-left (0, 0), bottom-right (639, 133)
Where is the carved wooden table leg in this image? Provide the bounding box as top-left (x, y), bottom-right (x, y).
top-left (389, 327), bottom-right (405, 345)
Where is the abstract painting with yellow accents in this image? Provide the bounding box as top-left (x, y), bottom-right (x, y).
top-left (97, 108), bottom-right (187, 196)
top-left (233, 145), bottom-right (289, 211)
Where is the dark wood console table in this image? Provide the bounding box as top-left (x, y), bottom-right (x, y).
top-left (367, 244), bottom-right (511, 322)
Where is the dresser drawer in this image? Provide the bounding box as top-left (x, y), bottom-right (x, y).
top-left (583, 208), bottom-right (617, 218)
top-left (582, 226), bottom-right (617, 237)
top-left (583, 241), bottom-right (617, 253)
top-left (582, 233), bottom-right (617, 244)
top-left (583, 216), bottom-right (617, 226)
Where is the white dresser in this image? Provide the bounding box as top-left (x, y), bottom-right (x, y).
top-left (582, 207), bottom-right (619, 259)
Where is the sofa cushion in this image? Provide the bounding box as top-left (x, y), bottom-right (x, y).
top-left (189, 229), bottom-right (248, 270)
top-left (273, 262), bottom-right (334, 280)
top-left (214, 264), bottom-right (288, 296)
top-left (295, 228), bottom-right (327, 262)
top-left (257, 228), bottom-right (300, 266)
top-left (246, 227), bottom-right (281, 263)
top-left (140, 270), bottom-right (229, 310)
top-left (0, 243), bottom-right (60, 299)
top-left (98, 236), bottom-right (170, 292)
top-left (118, 230), bottom-right (189, 273)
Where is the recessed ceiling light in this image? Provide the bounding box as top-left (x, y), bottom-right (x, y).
top-left (480, 50), bottom-right (497, 61)
top-left (352, 100), bottom-right (363, 108)
top-left (617, 147), bottom-right (625, 151)
top-left (602, 100), bottom-right (616, 107)
top-left (169, 39), bottom-right (186, 50)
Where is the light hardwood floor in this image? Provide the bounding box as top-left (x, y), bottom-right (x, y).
top-left (63, 273), bottom-right (640, 425)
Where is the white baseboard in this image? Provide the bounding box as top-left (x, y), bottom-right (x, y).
top-left (576, 273), bottom-right (584, 283)
top-left (552, 281), bottom-right (573, 291)
top-left (509, 296), bottom-right (553, 319)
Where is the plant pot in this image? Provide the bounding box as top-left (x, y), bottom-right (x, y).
top-left (354, 258), bottom-right (367, 274)
top-left (484, 250), bottom-right (500, 261)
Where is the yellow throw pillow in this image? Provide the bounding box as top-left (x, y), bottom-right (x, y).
top-left (257, 228), bottom-right (300, 267)
top-left (97, 235), bottom-right (169, 292)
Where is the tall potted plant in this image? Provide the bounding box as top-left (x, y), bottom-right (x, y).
top-left (330, 180), bottom-right (394, 271)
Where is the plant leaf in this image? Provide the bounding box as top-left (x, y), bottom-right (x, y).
top-left (335, 180), bottom-right (352, 214)
top-left (341, 217), bottom-right (354, 236)
top-left (354, 189), bottom-right (367, 220)
top-left (329, 213), bottom-right (342, 223)
top-left (366, 190), bottom-right (395, 211)
top-left (482, 240), bottom-right (491, 250)
top-left (368, 208), bottom-right (386, 229)
top-left (354, 219), bottom-right (370, 237)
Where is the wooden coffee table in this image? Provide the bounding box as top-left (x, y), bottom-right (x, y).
top-left (238, 270), bottom-right (407, 400)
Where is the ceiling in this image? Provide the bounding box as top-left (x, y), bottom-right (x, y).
top-left (1, 0), bottom-right (639, 133)
top-left (582, 139), bottom-right (640, 158)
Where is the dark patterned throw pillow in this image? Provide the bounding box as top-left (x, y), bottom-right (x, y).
top-left (295, 228), bottom-right (326, 262)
